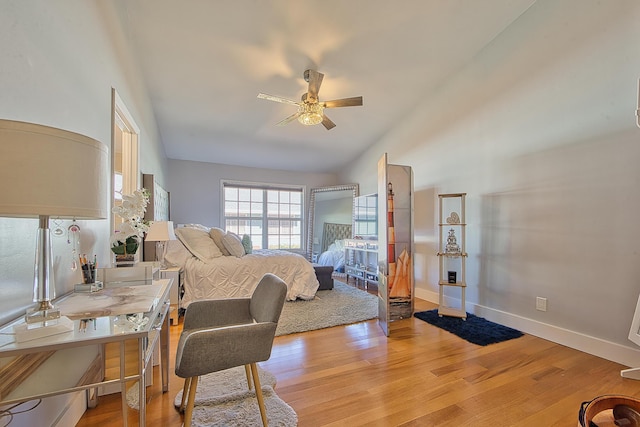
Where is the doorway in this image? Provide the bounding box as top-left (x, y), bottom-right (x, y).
top-left (111, 89), bottom-right (140, 235)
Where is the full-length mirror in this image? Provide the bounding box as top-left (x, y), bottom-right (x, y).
top-left (307, 184), bottom-right (359, 268)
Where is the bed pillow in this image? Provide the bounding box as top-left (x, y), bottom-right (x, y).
top-left (175, 227), bottom-right (223, 262)
top-left (163, 239), bottom-right (192, 268)
top-left (222, 232), bottom-right (245, 258)
top-left (209, 227), bottom-right (231, 256)
top-left (179, 223), bottom-right (210, 232)
top-left (241, 234), bottom-right (253, 254)
top-left (328, 239), bottom-right (345, 252)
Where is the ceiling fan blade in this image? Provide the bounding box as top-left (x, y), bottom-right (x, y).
top-left (323, 96), bottom-right (363, 108)
top-left (321, 114), bottom-right (336, 130)
top-left (257, 93), bottom-right (300, 106)
top-left (277, 112), bottom-right (302, 126)
top-left (306, 70), bottom-right (324, 103)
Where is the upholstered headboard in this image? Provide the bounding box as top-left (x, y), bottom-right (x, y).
top-left (321, 222), bottom-right (352, 252)
top-left (143, 174), bottom-right (170, 221)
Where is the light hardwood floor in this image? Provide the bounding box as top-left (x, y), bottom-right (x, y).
top-left (77, 297), bottom-right (640, 426)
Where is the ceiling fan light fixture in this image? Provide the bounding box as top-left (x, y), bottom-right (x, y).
top-left (298, 102), bottom-right (324, 126)
top-left (258, 69), bottom-right (362, 130)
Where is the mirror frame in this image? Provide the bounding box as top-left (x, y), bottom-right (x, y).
top-left (306, 184), bottom-right (359, 262)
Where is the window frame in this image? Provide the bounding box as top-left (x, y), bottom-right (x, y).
top-left (220, 180), bottom-right (306, 252)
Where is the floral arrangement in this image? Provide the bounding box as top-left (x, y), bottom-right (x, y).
top-left (110, 189), bottom-right (150, 255)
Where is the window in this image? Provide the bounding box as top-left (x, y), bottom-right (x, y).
top-left (223, 182), bottom-right (303, 250)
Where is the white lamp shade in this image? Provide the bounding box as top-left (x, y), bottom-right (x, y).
top-left (145, 221), bottom-right (177, 242)
top-left (0, 119), bottom-right (108, 219)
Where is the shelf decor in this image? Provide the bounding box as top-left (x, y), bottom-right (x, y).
top-left (444, 228), bottom-right (461, 255)
top-left (437, 193), bottom-right (467, 319)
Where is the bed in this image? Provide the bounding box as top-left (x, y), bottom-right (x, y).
top-left (164, 225), bottom-right (319, 307)
top-left (315, 222), bottom-right (352, 271)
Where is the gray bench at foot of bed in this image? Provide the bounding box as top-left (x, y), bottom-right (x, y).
top-left (312, 264), bottom-right (334, 290)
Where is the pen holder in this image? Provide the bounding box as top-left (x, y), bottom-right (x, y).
top-left (82, 266), bottom-right (96, 284)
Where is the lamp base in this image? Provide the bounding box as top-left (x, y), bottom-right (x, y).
top-left (13, 316), bottom-right (74, 343)
top-left (25, 301), bottom-right (61, 324)
top-left (155, 241), bottom-right (167, 269)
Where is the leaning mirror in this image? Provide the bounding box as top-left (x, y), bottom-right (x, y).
top-left (307, 184), bottom-right (359, 265)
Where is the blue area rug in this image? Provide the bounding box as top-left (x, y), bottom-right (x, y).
top-left (414, 309), bottom-right (524, 346)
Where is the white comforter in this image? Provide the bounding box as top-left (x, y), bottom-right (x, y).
top-left (317, 250), bottom-right (344, 269)
top-left (180, 249), bottom-right (319, 307)
top-left (316, 240), bottom-right (346, 270)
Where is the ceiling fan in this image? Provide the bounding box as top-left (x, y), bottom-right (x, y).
top-left (258, 69), bottom-right (363, 130)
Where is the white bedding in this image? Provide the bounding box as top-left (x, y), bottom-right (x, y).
top-left (317, 239), bottom-right (346, 270)
top-left (178, 249), bottom-right (319, 307)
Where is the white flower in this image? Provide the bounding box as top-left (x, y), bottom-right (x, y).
top-left (111, 189), bottom-right (150, 245)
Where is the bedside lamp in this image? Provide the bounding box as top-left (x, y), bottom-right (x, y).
top-left (145, 221), bottom-right (176, 268)
top-left (0, 120), bottom-right (108, 337)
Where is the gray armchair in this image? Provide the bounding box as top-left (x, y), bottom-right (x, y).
top-left (175, 273), bottom-right (287, 427)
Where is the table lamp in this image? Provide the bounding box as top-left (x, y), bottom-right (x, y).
top-left (144, 221), bottom-right (176, 268)
top-left (0, 119), bottom-right (108, 339)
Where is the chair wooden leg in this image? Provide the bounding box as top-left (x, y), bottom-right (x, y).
top-left (180, 377), bottom-right (191, 412)
top-left (250, 363), bottom-right (268, 427)
top-left (183, 376), bottom-right (198, 427)
top-left (245, 364), bottom-right (253, 390)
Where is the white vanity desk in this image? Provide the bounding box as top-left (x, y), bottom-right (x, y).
top-left (0, 278), bottom-right (173, 426)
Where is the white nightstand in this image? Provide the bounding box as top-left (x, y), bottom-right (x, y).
top-left (160, 267), bottom-right (183, 325)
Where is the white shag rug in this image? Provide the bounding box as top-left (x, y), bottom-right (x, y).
top-left (172, 365), bottom-right (277, 406)
top-left (128, 366), bottom-right (296, 426)
top-left (185, 385), bottom-right (296, 427)
top-left (173, 366), bottom-right (297, 427)
top-left (276, 281), bottom-right (378, 336)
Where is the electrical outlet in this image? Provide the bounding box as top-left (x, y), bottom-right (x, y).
top-left (536, 297), bottom-right (547, 312)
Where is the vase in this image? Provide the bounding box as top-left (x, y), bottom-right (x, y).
top-left (112, 237), bottom-right (140, 267)
top-left (114, 253), bottom-right (137, 267)
top-left (111, 240), bottom-right (139, 256)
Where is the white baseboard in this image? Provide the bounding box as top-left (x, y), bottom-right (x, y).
top-left (1, 391), bottom-right (86, 427)
top-left (54, 391), bottom-right (87, 427)
top-left (414, 288), bottom-right (640, 369)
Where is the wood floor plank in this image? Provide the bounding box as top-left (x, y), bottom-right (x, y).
top-left (77, 296), bottom-right (640, 426)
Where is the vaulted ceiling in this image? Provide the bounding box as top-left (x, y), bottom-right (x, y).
top-left (114, 0), bottom-right (536, 173)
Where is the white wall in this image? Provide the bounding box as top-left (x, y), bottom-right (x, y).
top-left (0, 2), bottom-right (165, 425)
top-left (341, 0), bottom-right (640, 366)
top-left (168, 159), bottom-right (339, 228)
top-left (0, 1), bottom-right (167, 322)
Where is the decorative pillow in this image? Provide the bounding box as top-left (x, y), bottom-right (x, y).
top-left (329, 239), bottom-right (345, 252)
top-left (241, 234), bottom-right (253, 254)
top-left (209, 227), bottom-right (231, 256)
top-left (222, 232), bottom-right (245, 258)
top-left (175, 227), bottom-right (222, 262)
top-left (163, 239), bottom-right (192, 268)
